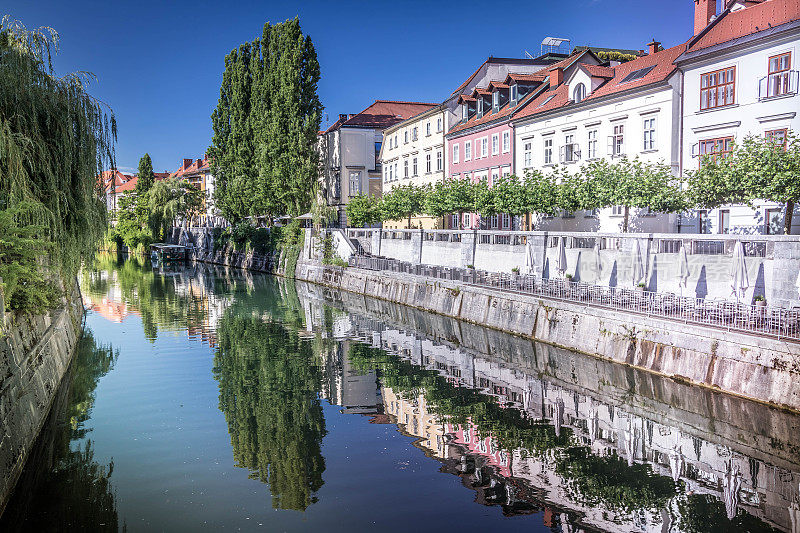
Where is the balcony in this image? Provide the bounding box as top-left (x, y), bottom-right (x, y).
top-left (758, 70), bottom-right (799, 100)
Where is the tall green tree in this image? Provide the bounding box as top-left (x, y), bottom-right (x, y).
top-left (381, 184), bottom-right (425, 227)
top-left (136, 153), bottom-right (155, 193)
top-left (209, 18), bottom-right (322, 223)
top-left (687, 131), bottom-right (800, 234)
top-left (0, 16), bottom-right (116, 290)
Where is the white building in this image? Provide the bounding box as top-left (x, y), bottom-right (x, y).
top-left (380, 105), bottom-right (447, 229)
top-left (512, 43), bottom-right (684, 233)
top-left (678, 0), bottom-right (800, 235)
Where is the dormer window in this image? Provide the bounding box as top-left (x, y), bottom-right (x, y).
top-left (462, 104), bottom-right (468, 121)
top-left (573, 83), bottom-right (586, 103)
top-left (510, 84), bottom-right (518, 104)
top-left (477, 98), bottom-right (484, 118)
top-left (492, 91), bottom-right (499, 112)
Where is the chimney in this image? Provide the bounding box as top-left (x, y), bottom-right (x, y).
top-left (694, 0), bottom-right (717, 35)
top-left (549, 67), bottom-right (564, 86)
top-left (183, 158), bottom-right (192, 170)
top-left (648, 40), bottom-right (661, 55)
top-left (339, 113), bottom-right (348, 123)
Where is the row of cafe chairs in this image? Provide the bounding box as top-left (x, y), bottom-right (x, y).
top-left (348, 254), bottom-right (800, 339)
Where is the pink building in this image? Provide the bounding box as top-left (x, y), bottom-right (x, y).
top-left (445, 70), bottom-right (554, 230)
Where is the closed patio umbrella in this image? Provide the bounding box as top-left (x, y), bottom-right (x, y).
top-left (677, 242), bottom-right (690, 296)
top-left (524, 239), bottom-right (533, 274)
top-left (730, 241), bottom-right (749, 301)
top-left (631, 239), bottom-right (645, 287)
top-left (556, 237), bottom-right (568, 278)
top-left (593, 242), bottom-right (603, 280)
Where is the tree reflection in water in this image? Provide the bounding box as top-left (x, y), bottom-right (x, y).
top-left (213, 313), bottom-right (326, 511)
top-left (0, 332), bottom-right (119, 531)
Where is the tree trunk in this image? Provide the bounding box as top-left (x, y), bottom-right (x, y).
top-left (785, 200), bottom-right (794, 235)
top-left (407, 212), bottom-right (412, 229)
top-left (623, 205), bottom-right (630, 233)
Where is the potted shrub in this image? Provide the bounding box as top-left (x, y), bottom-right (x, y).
top-left (565, 273), bottom-right (574, 282)
top-left (754, 294), bottom-right (766, 308)
top-left (511, 267), bottom-right (520, 274)
top-left (637, 282), bottom-right (646, 293)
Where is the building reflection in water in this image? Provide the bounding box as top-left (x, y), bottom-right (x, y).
top-left (74, 258), bottom-right (800, 532)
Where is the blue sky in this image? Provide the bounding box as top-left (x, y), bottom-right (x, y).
top-left (9, 0), bottom-right (700, 173)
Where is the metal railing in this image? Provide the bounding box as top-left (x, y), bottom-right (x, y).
top-left (349, 254), bottom-right (800, 341)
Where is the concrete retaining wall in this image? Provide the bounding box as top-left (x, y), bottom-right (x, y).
top-left (296, 250), bottom-right (800, 412)
top-left (0, 280), bottom-right (84, 515)
top-left (353, 229), bottom-right (800, 308)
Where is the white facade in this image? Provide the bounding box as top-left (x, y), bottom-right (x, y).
top-left (513, 56), bottom-right (683, 233)
top-left (679, 4), bottom-right (800, 235)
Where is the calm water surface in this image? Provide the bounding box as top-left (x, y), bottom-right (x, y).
top-left (2, 256), bottom-right (799, 532)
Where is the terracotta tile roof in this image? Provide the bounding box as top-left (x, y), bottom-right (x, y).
top-left (581, 64), bottom-right (615, 78)
top-left (584, 43), bottom-right (684, 100)
top-left (448, 85), bottom-right (546, 135)
top-left (504, 73), bottom-right (547, 84)
top-left (115, 176), bottom-right (139, 193)
top-left (688, 0), bottom-right (800, 52)
top-left (457, 94), bottom-right (477, 104)
top-left (488, 81), bottom-right (509, 90)
top-left (326, 100), bottom-right (438, 131)
top-left (98, 169), bottom-right (135, 193)
top-left (512, 44), bottom-right (684, 121)
top-left (171, 156), bottom-right (211, 179)
top-left (472, 87), bottom-right (492, 96)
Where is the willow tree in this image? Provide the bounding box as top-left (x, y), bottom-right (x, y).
top-left (0, 16), bottom-right (116, 309)
top-left (209, 18), bottom-right (322, 223)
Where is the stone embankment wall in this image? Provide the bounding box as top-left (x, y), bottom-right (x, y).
top-left (296, 236), bottom-right (800, 412)
top-left (0, 280), bottom-right (84, 515)
top-left (352, 228), bottom-right (800, 308)
top-left (171, 227), bottom-right (293, 277)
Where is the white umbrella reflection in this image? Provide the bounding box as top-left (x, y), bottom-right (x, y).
top-left (723, 460), bottom-right (742, 520)
top-left (588, 407), bottom-right (598, 443)
top-left (624, 417), bottom-right (637, 466)
top-left (730, 241), bottom-right (749, 302)
top-left (554, 397), bottom-right (565, 437)
top-left (524, 239), bottom-right (534, 274)
top-left (556, 237), bottom-right (568, 278)
top-left (593, 242), bottom-right (603, 282)
top-left (669, 445), bottom-right (684, 482)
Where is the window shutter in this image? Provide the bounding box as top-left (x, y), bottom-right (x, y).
top-left (607, 136), bottom-right (614, 155)
top-left (574, 144), bottom-right (581, 159)
top-left (559, 145), bottom-right (565, 163)
top-left (691, 143), bottom-right (699, 157)
top-left (758, 76), bottom-right (767, 100)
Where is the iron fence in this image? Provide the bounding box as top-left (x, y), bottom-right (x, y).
top-left (349, 254), bottom-right (800, 341)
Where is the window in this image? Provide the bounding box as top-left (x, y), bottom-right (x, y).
top-left (700, 66), bottom-right (735, 110)
top-left (561, 133), bottom-right (579, 163)
top-left (491, 214), bottom-right (498, 228)
top-left (349, 171), bottom-right (361, 196)
top-left (492, 91), bottom-right (499, 112)
top-left (412, 127), bottom-right (418, 141)
top-left (510, 84), bottom-right (518, 104)
top-left (767, 52), bottom-right (792, 98)
top-left (452, 143), bottom-right (460, 164)
top-left (523, 141), bottom-right (532, 167)
top-left (383, 166), bottom-right (388, 183)
top-left (412, 157), bottom-right (418, 177)
top-left (437, 117), bottom-right (442, 131)
top-left (502, 213), bottom-right (510, 228)
top-left (609, 124), bottom-right (624, 156)
top-left (388, 164), bottom-right (393, 182)
top-left (719, 209), bottom-right (730, 234)
top-left (450, 214), bottom-right (459, 228)
top-left (481, 137), bottom-right (488, 157)
top-left (394, 163), bottom-right (398, 181)
top-left (502, 131), bottom-right (510, 153)
top-left (619, 66), bottom-right (655, 84)
top-left (544, 137), bottom-right (553, 164)
top-left (573, 82), bottom-right (586, 103)
top-left (477, 99), bottom-right (484, 118)
top-left (587, 130), bottom-right (597, 159)
top-left (766, 208), bottom-right (783, 235)
top-left (426, 122), bottom-right (431, 136)
top-left (643, 117), bottom-right (656, 151)
top-left (698, 209), bottom-right (710, 234)
top-left (394, 134), bottom-right (398, 147)
top-left (538, 94), bottom-right (556, 108)
top-left (464, 141), bottom-right (472, 161)
top-left (403, 159), bottom-right (409, 178)
top-left (612, 205), bottom-right (624, 216)
top-left (462, 104), bottom-right (468, 121)
top-left (404, 131), bottom-right (409, 144)
top-left (766, 128), bottom-right (788, 149)
top-left (436, 150), bottom-right (443, 171)
top-left (698, 136), bottom-right (733, 166)
top-left (491, 168), bottom-right (499, 185)
top-left (491, 134), bottom-right (499, 155)
top-left (426, 153), bottom-right (431, 173)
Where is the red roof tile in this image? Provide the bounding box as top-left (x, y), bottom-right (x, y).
top-left (326, 100), bottom-right (438, 131)
top-left (448, 85), bottom-right (547, 135)
top-left (581, 64), bottom-right (615, 78)
top-left (688, 0), bottom-right (800, 52)
top-left (504, 73), bottom-right (547, 84)
top-left (585, 43), bottom-right (684, 100)
top-left (115, 176), bottom-right (139, 193)
top-left (513, 85), bottom-right (571, 120)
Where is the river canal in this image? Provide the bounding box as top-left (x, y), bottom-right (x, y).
top-left (2, 256), bottom-right (799, 532)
